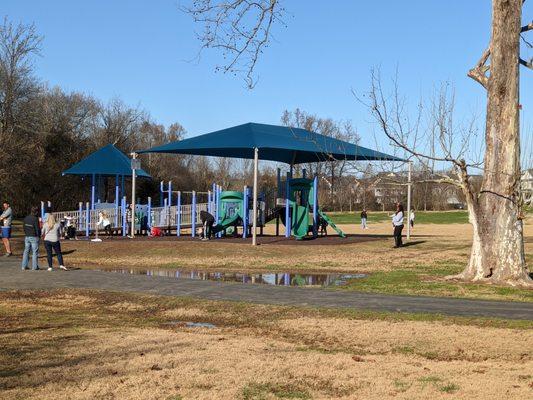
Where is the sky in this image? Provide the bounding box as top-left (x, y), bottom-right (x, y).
top-left (3, 0), bottom-right (532, 156)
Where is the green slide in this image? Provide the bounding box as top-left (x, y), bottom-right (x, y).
top-left (212, 214), bottom-right (240, 234)
top-left (292, 204), bottom-right (310, 239)
top-left (318, 209), bottom-right (346, 238)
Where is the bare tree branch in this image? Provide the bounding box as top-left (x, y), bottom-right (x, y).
top-left (467, 47), bottom-right (491, 88)
top-left (181, 0), bottom-right (285, 88)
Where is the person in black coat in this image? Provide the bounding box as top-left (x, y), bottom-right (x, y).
top-left (200, 210), bottom-right (215, 240)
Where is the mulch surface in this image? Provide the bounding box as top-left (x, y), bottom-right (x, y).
top-left (73, 234), bottom-right (386, 246)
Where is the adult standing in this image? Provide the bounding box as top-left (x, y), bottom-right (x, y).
top-left (125, 204), bottom-right (133, 238)
top-left (409, 209), bottom-right (415, 229)
top-left (0, 201), bottom-right (13, 257)
top-left (42, 214), bottom-right (67, 271)
top-left (360, 208), bottom-right (368, 230)
top-left (392, 203), bottom-right (405, 248)
top-left (200, 210), bottom-right (215, 240)
top-left (22, 206), bottom-right (41, 270)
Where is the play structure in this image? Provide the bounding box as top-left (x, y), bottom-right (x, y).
top-left (49, 123), bottom-right (401, 241)
top-left (273, 172), bottom-right (345, 239)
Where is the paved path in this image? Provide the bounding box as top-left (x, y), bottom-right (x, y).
top-left (1, 259), bottom-right (532, 320)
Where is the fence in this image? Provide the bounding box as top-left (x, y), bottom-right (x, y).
top-left (51, 202), bottom-right (212, 234)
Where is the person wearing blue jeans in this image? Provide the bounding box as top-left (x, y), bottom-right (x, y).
top-left (22, 206), bottom-right (41, 270)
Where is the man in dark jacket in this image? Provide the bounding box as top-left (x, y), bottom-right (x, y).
top-left (21, 206), bottom-right (41, 270)
top-left (200, 210), bottom-right (215, 240)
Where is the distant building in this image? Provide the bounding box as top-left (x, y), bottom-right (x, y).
top-left (522, 169), bottom-right (533, 206)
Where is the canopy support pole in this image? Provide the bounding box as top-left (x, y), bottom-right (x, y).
top-left (91, 174), bottom-right (95, 210)
top-left (115, 174), bottom-right (119, 227)
top-left (131, 153), bottom-right (137, 238)
top-left (407, 161), bottom-right (412, 240)
top-left (252, 147), bottom-right (259, 246)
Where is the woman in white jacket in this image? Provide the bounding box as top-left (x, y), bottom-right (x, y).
top-left (392, 203), bottom-right (404, 248)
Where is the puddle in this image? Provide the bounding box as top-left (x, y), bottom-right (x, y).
top-left (97, 268), bottom-right (368, 287)
top-left (185, 322), bottom-right (216, 328)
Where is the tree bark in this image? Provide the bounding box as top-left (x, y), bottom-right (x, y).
top-left (457, 0), bottom-right (531, 286)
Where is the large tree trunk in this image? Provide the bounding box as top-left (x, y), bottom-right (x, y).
top-left (458, 0), bottom-right (531, 286)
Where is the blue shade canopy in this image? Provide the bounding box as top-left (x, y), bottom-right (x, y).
top-left (63, 144), bottom-right (151, 178)
top-left (138, 122), bottom-right (403, 164)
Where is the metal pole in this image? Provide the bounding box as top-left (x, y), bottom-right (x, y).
top-left (243, 185), bottom-right (248, 238)
top-left (285, 172), bottom-right (291, 238)
top-left (131, 153), bottom-right (137, 238)
top-left (91, 174), bottom-right (96, 210)
top-left (121, 196), bottom-right (126, 236)
top-left (252, 147), bottom-right (259, 246)
top-left (191, 190), bottom-right (196, 238)
top-left (168, 181), bottom-right (172, 206)
top-left (147, 196), bottom-right (152, 233)
top-left (78, 202), bottom-right (83, 231)
top-left (160, 181), bottom-right (164, 207)
top-left (115, 174), bottom-right (119, 227)
top-left (312, 175), bottom-right (318, 237)
top-left (407, 161), bottom-right (412, 240)
top-left (176, 191), bottom-right (181, 237)
top-left (85, 202), bottom-right (90, 238)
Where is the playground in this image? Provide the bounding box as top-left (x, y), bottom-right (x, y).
top-left (47, 123), bottom-right (402, 244)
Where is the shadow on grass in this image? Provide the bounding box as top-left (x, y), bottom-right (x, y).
top-left (401, 241), bottom-right (427, 247)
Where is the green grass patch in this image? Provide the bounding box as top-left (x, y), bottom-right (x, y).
top-left (393, 379), bottom-right (411, 392)
top-left (327, 210), bottom-right (469, 225)
top-left (338, 263), bottom-right (533, 303)
top-left (439, 383), bottom-right (460, 393)
top-left (241, 382), bottom-right (311, 400)
top-left (418, 376), bottom-right (442, 384)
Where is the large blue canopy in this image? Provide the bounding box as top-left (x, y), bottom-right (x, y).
top-left (138, 122), bottom-right (403, 164)
top-left (63, 144), bottom-right (151, 178)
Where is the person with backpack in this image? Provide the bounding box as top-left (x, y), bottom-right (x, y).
top-left (42, 213), bottom-right (67, 271)
top-left (21, 206), bottom-right (41, 270)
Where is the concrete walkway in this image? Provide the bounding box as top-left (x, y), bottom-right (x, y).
top-left (1, 259), bottom-right (532, 320)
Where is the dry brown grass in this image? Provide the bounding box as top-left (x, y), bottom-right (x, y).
top-left (57, 222), bottom-right (525, 273)
top-left (0, 290), bottom-right (531, 400)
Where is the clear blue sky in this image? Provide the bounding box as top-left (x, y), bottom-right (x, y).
top-left (4, 0), bottom-right (532, 152)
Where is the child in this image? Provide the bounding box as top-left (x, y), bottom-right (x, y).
top-left (409, 209), bottom-right (415, 229)
top-left (318, 215), bottom-right (328, 236)
top-left (97, 211), bottom-right (112, 236)
top-left (360, 209), bottom-right (368, 229)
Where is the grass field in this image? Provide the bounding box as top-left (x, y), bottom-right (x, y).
top-left (270, 210), bottom-right (470, 226)
top-left (326, 210), bottom-right (469, 225)
top-left (1, 290), bottom-right (531, 400)
top-left (7, 212), bottom-right (532, 302)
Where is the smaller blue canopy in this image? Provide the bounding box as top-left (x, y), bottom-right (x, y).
top-left (63, 144), bottom-right (151, 178)
top-left (138, 122), bottom-right (403, 164)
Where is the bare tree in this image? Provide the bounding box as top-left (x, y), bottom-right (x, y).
top-left (281, 108), bottom-right (360, 209)
top-left (0, 18), bottom-right (42, 138)
top-left (181, 0), bottom-right (284, 88)
top-left (359, 0), bottom-right (532, 286)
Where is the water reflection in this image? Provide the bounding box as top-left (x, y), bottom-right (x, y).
top-left (98, 268), bottom-right (368, 287)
